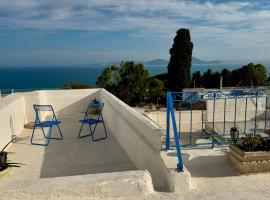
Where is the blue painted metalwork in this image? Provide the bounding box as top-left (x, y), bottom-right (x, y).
top-left (166, 88), bottom-right (269, 159)
top-left (77, 102), bottom-right (107, 142)
top-left (223, 98), bottom-right (227, 136)
top-left (201, 102), bottom-right (204, 132)
top-left (167, 92), bottom-right (184, 171)
top-left (178, 100), bottom-right (181, 138)
top-left (265, 97), bottom-right (268, 131)
top-left (190, 97), bottom-right (193, 145)
top-left (244, 97), bottom-right (248, 134)
top-left (166, 93), bottom-right (171, 150)
top-left (31, 104), bottom-right (63, 146)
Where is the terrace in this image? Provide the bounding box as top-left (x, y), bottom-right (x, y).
top-left (0, 89), bottom-right (183, 198)
top-left (0, 88), bottom-right (270, 199)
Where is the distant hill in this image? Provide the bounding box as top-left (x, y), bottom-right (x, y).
top-left (145, 57), bottom-right (221, 65)
top-left (145, 59), bottom-right (168, 65)
top-left (192, 57), bottom-right (221, 64)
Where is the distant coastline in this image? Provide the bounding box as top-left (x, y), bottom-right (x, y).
top-left (0, 62), bottom-right (269, 90)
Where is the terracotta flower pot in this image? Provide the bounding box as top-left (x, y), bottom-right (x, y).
top-left (89, 108), bottom-right (101, 115)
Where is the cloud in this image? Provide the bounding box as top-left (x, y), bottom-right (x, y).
top-left (0, 0), bottom-right (270, 60)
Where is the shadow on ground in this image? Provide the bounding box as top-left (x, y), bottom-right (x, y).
top-left (39, 92), bottom-right (136, 178)
top-left (167, 148), bottom-right (239, 178)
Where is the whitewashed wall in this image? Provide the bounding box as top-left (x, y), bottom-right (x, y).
top-left (0, 94), bottom-right (25, 150)
top-left (45, 89), bottom-right (100, 114)
top-left (0, 89), bottom-right (187, 192)
top-left (99, 89), bottom-right (174, 191)
top-left (146, 110), bottom-right (204, 134)
top-left (206, 97), bottom-right (267, 122)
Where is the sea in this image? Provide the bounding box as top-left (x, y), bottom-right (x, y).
top-left (0, 62), bottom-right (269, 90)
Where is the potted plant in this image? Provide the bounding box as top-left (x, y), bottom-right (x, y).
top-left (89, 98), bottom-right (101, 115)
top-left (229, 133), bottom-right (270, 173)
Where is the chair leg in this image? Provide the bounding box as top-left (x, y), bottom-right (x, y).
top-left (78, 123), bottom-right (91, 138)
top-left (50, 124), bottom-right (63, 140)
top-left (30, 124), bottom-right (36, 145)
top-left (91, 115), bottom-right (108, 142)
top-left (46, 126), bottom-right (53, 146)
top-left (31, 125), bottom-right (50, 146)
top-left (57, 124), bottom-right (63, 139)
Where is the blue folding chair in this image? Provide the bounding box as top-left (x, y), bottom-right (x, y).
top-left (31, 104), bottom-right (63, 146)
top-left (77, 102), bottom-right (107, 141)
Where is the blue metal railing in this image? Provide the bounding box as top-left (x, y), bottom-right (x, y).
top-left (166, 88), bottom-right (270, 171)
top-left (166, 92), bottom-right (184, 171)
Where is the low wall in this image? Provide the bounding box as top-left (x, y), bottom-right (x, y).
top-left (0, 89), bottom-right (189, 193)
top-left (207, 97), bottom-right (266, 122)
top-left (0, 89), bottom-right (100, 150)
top-left (24, 91), bottom-right (48, 122)
top-left (0, 94), bottom-right (25, 150)
top-left (0, 170), bottom-right (154, 199)
top-left (146, 110), bottom-right (204, 134)
top-left (23, 89), bottom-right (100, 123)
top-left (45, 89), bottom-right (100, 114)
top-left (100, 89), bottom-right (185, 191)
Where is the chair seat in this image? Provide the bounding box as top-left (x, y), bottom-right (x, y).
top-left (79, 118), bottom-right (104, 125)
top-left (35, 121), bottom-right (61, 127)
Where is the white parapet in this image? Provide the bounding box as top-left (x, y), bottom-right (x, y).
top-left (100, 89), bottom-right (189, 192)
top-left (0, 88), bottom-right (188, 193)
top-left (0, 170), bottom-right (154, 199)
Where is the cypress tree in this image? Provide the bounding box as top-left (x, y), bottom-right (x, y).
top-left (167, 28), bottom-right (193, 91)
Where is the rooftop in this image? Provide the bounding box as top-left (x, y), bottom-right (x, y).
top-left (1, 88), bottom-right (270, 199)
top-left (3, 115), bottom-right (135, 181)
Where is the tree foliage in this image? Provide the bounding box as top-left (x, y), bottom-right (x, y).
top-left (96, 65), bottom-right (119, 91)
top-left (167, 28), bottom-right (193, 91)
top-left (96, 61), bottom-right (165, 106)
top-left (191, 63), bottom-right (268, 88)
top-left (146, 77), bottom-right (165, 103)
top-left (61, 81), bottom-right (91, 89)
top-left (117, 61), bottom-right (149, 105)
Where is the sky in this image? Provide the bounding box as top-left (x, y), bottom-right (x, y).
top-left (0, 0), bottom-right (270, 66)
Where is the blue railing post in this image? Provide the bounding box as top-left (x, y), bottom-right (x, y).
top-left (265, 96), bottom-right (268, 131)
top-left (168, 93), bottom-right (184, 171)
top-left (254, 91), bottom-right (258, 135)
top-left (244, 97), bottom-right (248, 134)
top-left (166, 92), bottom-right (171, 150)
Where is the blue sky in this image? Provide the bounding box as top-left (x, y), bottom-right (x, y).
top-left (0, 0), bottom-right (270, 66)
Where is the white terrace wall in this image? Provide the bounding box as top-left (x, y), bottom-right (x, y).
top-left (0, 89), bottom-right (100, 150)
top-left (0, 89), bottom-right (185, 192)
top-left (0, 170), bottom-right (154, 199)
top-left (206, 97), bottom-right (267, 122)
top-left (0, 94), bottom-right (25, 150)
top-left (45, 89), bottom-right (100, 114)
top-left (24, 91), bottom-right (48, 122)
top-left (146, 110), bottom-right (204, 134)
top-left (146, 97), bottom-right (267, 136)
top-left (99, 89), bottom-right (173, 191)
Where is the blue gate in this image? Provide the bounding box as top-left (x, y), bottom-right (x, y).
top-left (166, 89), bottom-right (269, 171)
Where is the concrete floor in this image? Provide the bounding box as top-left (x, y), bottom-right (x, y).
top-left (161, 146), bottom-right (270, 200)
top-left (1, 113), bottom-right (135, 181)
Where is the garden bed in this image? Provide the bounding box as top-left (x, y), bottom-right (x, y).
top-left (229, 144), bottom-right (270, 173)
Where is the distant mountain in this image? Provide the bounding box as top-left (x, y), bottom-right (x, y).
top-left (192, 57), bottom-right (221, 64)
top-left (145, 59), bottom-right (168, 65)
top-left (145, 57), bottom-right (221, 65)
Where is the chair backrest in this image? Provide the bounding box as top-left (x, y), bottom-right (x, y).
top-left (85, 102), bottom-right (104, 117)
top-left (33, 104), bottom-right (56, 121)
top-left (88, 102), bottom-right (104, 110)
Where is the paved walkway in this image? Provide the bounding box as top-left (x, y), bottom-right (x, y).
top-left (1, 113), bottom-right (135, 181)
top-left (161, 147), bottom-right (270, 200)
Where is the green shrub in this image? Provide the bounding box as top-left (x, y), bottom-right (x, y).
top-left (239, 134), bottom-right (270, 152)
